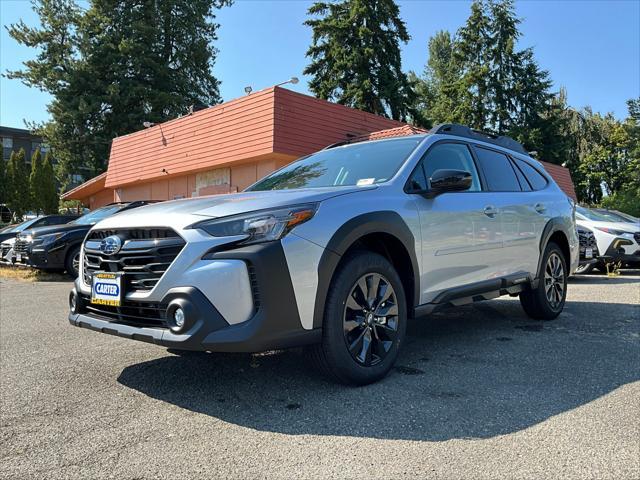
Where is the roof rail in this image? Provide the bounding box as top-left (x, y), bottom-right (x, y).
top-left (429, 123), bottom-right (527, 155)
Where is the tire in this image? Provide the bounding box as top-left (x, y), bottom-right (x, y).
top-left (65, 245), bottom-right (81, 279)
top-left (520, 241), bottom-right (567, 320)
top-left (309, 251), bottom-right (407, 385)
top-left (575, 262), bottom-right (594, 274)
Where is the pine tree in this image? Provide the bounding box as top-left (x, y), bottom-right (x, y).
top-left (29, 148), bottom-right (45, 214)
top-left (304, 0), bottom-right (415, 121)
top-left (455, 0), bottom-right (492, 129)
top-left (6, 149), bottom-right (30, 220)
top-left (7, 0), bottom-right (231, 180)
top-left (0, 143), bottom-right (6, 205)
top-left (41, 152), bottom-right (59, 214)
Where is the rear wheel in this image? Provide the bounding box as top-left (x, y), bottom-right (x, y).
top-left (310, 251), bottom-right (407, 385)
top-left (520, 242), bottom-right (567, 320)
top-left (65, 245), bottom-right (81, 279)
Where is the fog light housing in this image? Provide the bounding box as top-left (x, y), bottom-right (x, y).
top-left (69, 291), bottom-right (78, 314)
top-left (174, 308), bottom-right (185, 329)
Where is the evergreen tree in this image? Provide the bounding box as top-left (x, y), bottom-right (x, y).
top-left (0, 143), bottom-right (6, 205)
top-left (6, 149), bottom-right (30, 220)
top-left (6, 0), bottom-right (231, 182)
top-left (414, 0), bottom-right (552, 137)
top-left (304, 0), bottom-right (415, 121)
top-left (29, 148), bottom-right (45, 213)
top-left (454, 0), bottom-right (491, 129)
top-left (41, 152), bottom-right (59, 214)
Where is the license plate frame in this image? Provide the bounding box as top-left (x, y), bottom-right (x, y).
top-left (91, 272), bottom-right (123, 306)
top-left (585, 248), bottom-right (593, 259)
top-left (15, 253), bottom-right (22, 263)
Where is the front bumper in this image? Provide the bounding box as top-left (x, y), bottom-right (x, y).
top-left (69, 241), bottom-right (321, 352)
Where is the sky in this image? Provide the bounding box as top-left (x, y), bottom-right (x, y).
top-left (1, 0), bottom-right (639, 130)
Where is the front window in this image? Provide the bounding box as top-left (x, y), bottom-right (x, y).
top-left (248, 137), bottom-right (424, 191)
top-left (71, 205), bottom-right (125, 225)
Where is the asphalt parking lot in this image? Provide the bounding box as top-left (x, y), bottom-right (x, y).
top-left (1, 272), bottom-right (639, 479)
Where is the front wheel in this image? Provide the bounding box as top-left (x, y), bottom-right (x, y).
top-left (520, 242), bottom-right (567, 320)
top-left (310, 251), bottom-right (407, 385)
top-left (65, 245), bottom-right (81, 279)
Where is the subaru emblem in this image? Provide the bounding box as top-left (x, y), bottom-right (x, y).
top-left (100, 235), bottom-right (122, 255)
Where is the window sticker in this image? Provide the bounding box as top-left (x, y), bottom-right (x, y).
top-left (356, 178), bottom-right (375, 186)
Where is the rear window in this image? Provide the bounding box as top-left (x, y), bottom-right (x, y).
top-left (514, 158), bottom-right (548, 190)
top-left (473, 147), bottom-right (521, 192)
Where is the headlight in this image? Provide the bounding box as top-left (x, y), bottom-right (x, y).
top-left (191, 204), bottom-right (318, 245)
top-left (38, 232), bottom-right (66, 245)
top-left (594, 227), bottom-right (632, 236)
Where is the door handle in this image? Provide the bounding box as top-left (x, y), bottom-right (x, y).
top-left (483, 205), bottom-right (498, 217)
top-left (534, 203), bottom-right (546, 214)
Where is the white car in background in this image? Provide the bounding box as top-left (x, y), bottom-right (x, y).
top-left (575, 206), bottom-right (640, 272)
top-left (1, 237), bottom-right (16, 264)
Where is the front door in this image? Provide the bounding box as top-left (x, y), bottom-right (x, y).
top-left (408, 142), bottom-right (503, 303)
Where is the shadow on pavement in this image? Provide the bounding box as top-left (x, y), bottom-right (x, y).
top-left (118, 295), bottom-right (639, 442)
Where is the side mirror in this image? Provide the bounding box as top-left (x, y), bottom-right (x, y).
top-left (426, 169), bottom-right (473, 197)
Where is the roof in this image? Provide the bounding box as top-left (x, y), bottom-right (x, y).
top-left (105, 86), bottom-right (402, 188)
top-left (539, 160), bottom-right (577, 200)
top-left (61, 172), bottom-right (107, 200)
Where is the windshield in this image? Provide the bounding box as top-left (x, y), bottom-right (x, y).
top-left (248, 137), bottom-right (424, 191)
top-left (71, 205), bottom-right (125, 225)
top-left (576, 206), bottom-right (612, 222)
top-left (10, 217), bottom-right (41, 233)
top-left (595, 210), bottom-right (637, 223)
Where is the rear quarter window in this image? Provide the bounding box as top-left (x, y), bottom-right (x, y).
top-left (513, 158), bottom-right (548, 191)
top-left (473, 147), bottom-right (521, 192)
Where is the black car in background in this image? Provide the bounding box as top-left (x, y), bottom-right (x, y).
top-left (0, 215), bottom-right (80, 244)
top-left (13, 202), bottom-right (153, 278)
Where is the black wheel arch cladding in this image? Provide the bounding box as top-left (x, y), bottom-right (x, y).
top-left (313, 211), bottom-right (420, 329)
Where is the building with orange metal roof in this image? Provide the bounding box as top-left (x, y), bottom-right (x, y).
top-left (63, 86), bottom-right (576, 208)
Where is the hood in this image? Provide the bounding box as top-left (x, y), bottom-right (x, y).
top-left (93, 186), bottom-right (374, 230)
top-left (576, 219), bottom-right (639, 233)
top-left (19, 222), bottom-right (91, 238)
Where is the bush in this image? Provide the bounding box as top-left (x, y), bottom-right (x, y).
top-left (600, 187), bottom-right (640, 218)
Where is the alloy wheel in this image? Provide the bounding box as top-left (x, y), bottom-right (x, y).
top-left (343, 273), bottom-right (399, 367)
top-left (72, 252), bottom-right (81, 276)
top-left (544, 253), bottom-right (565, 309)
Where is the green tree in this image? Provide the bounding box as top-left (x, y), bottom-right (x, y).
top-left (413, 0), bottom-right (552, 137)
top-left (6, 0), bottom-right (231, 184)
top-left (0, 142), bottom-right (6, 205)
top-left (29, 148), bottom-right (45, 213)
top-left (304, 0), bottom-right (415, 121)
top-left (6, 149), bottom-right (30, 220)
top-left (41, 152), bottom-right (59, 214)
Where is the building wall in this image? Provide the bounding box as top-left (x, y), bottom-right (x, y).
top-left (110, 155), bottom-right (289, 206)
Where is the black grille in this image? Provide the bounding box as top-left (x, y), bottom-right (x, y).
top-left (635, 232), bottom-right (640, 245)
top-left (578, 229), bottom-right (598, 256)
top-left (1, 244), bottom-right (10, 258)
top-left (83, 228), bottom-right (185, 292)
top-left (247, 264), bottom-right (260, 309)
top-left (80, 294), bottom-right (168, 328)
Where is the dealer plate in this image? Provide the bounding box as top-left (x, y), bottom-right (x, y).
top-left (585, 248), bottom-right (593, 259)
top-left (91, 272), bottom-right (123, 306)
top-left (15, 253), bottom-right (22, 263)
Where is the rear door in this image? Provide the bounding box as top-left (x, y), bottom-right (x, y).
top-left (472, 146), bottom-right (539, 276)
top-left (409, 141), bottom-right (503, 301)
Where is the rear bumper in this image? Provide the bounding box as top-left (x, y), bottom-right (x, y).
top-left (69, 242), bottom-right (322, 353)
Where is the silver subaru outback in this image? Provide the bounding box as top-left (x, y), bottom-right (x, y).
top-left (69, 124), bottom-right (578, 385)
